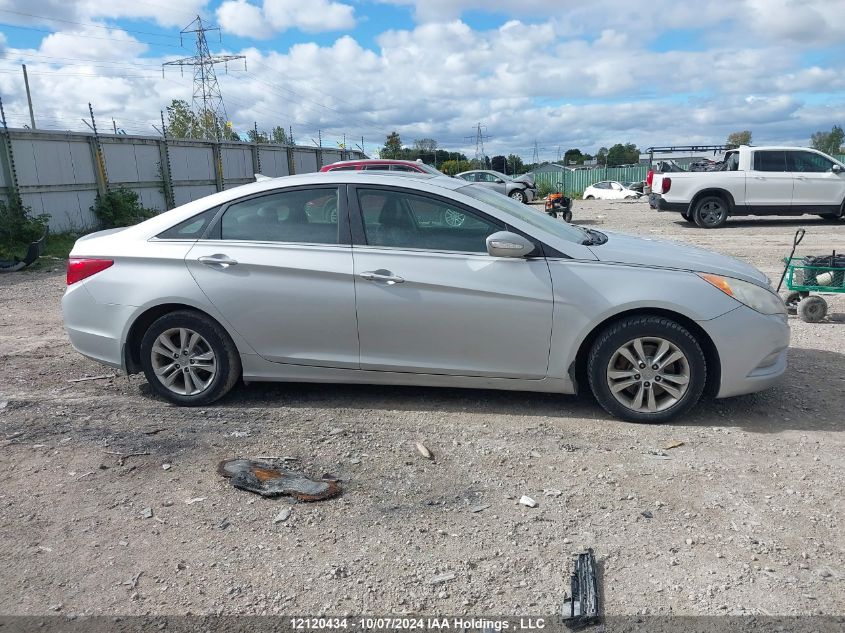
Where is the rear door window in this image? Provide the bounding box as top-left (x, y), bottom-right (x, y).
top-left (753, 151), bottom-right (787, 172)
top-left (218, 187), bottom-right (340, 244)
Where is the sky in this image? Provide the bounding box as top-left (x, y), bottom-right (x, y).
top-left (0, 0), bottom-right (844, 161)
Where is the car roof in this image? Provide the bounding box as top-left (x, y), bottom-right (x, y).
top-left (128, 171), bottom-right (469, 237)
top-left (323, 158), bottom-right (425, 167)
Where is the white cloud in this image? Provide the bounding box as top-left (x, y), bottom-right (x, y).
top-left (215, 0), bottom-right (274, 38)
top-left (216, 0), bottom-right (356, 35)
top-left (1, 3), bottom-right (844, 159)
top-left (0, 0), bottom-right (207, 28)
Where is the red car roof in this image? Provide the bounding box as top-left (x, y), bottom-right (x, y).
top-left (319, 159), bottom-right (431, 173)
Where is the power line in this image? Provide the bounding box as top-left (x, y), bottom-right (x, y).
top-left (0, 23), bottom-right (186, 48)
top-left (0, 8), bottom-right (179, 39)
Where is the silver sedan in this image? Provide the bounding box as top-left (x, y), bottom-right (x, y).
top-left (455, 170), bottom-right (537, 203)
top-left (62, 172), bottom-right (789, 423)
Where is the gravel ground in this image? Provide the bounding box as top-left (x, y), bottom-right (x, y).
top-left (0, 200), bottom-right (843, 618)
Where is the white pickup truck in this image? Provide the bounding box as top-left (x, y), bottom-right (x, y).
top-left (650, 146), bottom-right (845, 228)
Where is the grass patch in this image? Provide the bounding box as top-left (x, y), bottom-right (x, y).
top-left (43, 232), bottom-right (81, 259)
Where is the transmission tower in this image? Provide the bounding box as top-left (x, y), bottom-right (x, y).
top-left (464, 122), bottom-right (491, 166)
top-left (532, 140), bottom-right (540, 165)
top-left (162, 15), bottom-right (245, 140)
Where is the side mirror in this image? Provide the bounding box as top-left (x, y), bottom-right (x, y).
top-left (833, 164), bottom-right (843, 174)
top-left (486, 231), bottom-right (535, 258)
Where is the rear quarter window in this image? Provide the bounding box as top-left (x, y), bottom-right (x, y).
top-left (156, 207), bottom-right (219, 240)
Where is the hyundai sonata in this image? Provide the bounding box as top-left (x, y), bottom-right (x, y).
top-left (62, 172), bottom-right (789, 422)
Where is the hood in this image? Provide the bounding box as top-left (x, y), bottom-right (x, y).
top-left (513, 174), bottom-right (535, 186)
top-left (588, 231), bottom-right (770, 287)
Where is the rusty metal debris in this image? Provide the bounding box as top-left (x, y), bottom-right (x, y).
top-left (218, 458), bottom-right (342, 501)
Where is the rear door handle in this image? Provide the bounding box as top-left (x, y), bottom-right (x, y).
top-left (360, 270), bottom-right (404, 285)
top-left (198, 254), bottom-right (238, 269)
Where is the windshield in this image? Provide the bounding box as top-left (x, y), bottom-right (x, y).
top-left (457, 184), bottom-right (590, 244)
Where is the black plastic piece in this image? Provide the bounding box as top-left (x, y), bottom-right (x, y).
top-left (562, 548), bottom-right (600, 628)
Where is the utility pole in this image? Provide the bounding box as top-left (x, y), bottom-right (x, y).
top-left (112, 119), bottom-right (118, 135)
top-left (162, 15), bottom-right (246, 140)
top-left (21, 65), bottom-right (36, 129)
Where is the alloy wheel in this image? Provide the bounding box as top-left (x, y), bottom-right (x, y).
top-left (150, 327), bottom-right (217, 396)
top-left (605, 336), bottom-right (690, 413)
top-left (698, 200), bottom-right (725, 226)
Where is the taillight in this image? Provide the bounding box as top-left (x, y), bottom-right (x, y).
top-left (662, 178), bottom-right (672, 194)
top-left (67, 258), bottom-right (113, 285)
top-left (646, 170), bottom-right (654, 186)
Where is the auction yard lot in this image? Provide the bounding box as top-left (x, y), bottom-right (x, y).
top-left (0, 200), bottom-right (843, 617)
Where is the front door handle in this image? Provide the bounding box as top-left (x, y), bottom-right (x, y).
top-left (198, 254), bottom-right (238, 269)
top-left (360, 270), bottom-right (405, 285)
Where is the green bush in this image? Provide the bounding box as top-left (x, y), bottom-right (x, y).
top-left (0, 199), bottom-right (48, 261)
top-left (91, 187), bottom-right (156, 229)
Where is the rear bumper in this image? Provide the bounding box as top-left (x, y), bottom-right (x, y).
top-left (700, 305), bottom-right (790, 398)
top-left (62, 282), bottom-right (133, 370)
top-left (651, 194), bottom-right (688, 213)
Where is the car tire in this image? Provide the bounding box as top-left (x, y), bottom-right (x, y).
top-left (140, 309), bottom-right (241, 406)
top-left (585, 195), bottom-right (595, 200)
top-left (510, 190), bottom-right (527, 204)
top-left (693, 195), bottom-right (729, 228)
top-left (797, 296), bottom-right (827, 323)
top-left (587, 316), bottom-right (707, 423)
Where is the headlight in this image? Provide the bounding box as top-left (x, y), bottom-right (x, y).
top-left (698, 273), bottom-right (786, 315)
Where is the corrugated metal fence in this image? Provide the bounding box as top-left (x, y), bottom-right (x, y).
top-left (529, 166), bottom-right (649, 195)
top-left (0, 128), bottom-right (363, 231)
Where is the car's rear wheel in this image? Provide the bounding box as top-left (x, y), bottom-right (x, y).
top-left (587, 316), bottom-right (706, 423)
top-left (585, 195), bottom-right (595, 200)
top-left (140, 310), bottom-right (241, 406)
top-left (693, 196), bottom-right (729, 228)
top-left (510, 190), bottom-right (527, 204)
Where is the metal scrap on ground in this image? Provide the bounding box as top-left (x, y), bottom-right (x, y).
top-left (562, 548), bottom-right (600, 628)
top-left (218, 458), bottom-right (342, 501)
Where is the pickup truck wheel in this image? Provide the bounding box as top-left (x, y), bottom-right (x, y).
top-left (693, 196), bottom-right (729, 228)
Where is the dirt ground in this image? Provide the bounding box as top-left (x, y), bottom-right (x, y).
top-left (0, 200), bottom-right (843, 619)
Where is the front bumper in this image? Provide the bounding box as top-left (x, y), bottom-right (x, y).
top-left (62, 281), bottom-right (134, 370)
top-left (701, 305), bottom-right (790, 398)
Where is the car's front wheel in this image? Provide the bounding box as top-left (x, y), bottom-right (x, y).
top-left (587, 316), bottom-right (707, 423)
top-left (140, 310), bottom-right (241, 406)
top-left (509, 189), bottom-right (527, 204)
